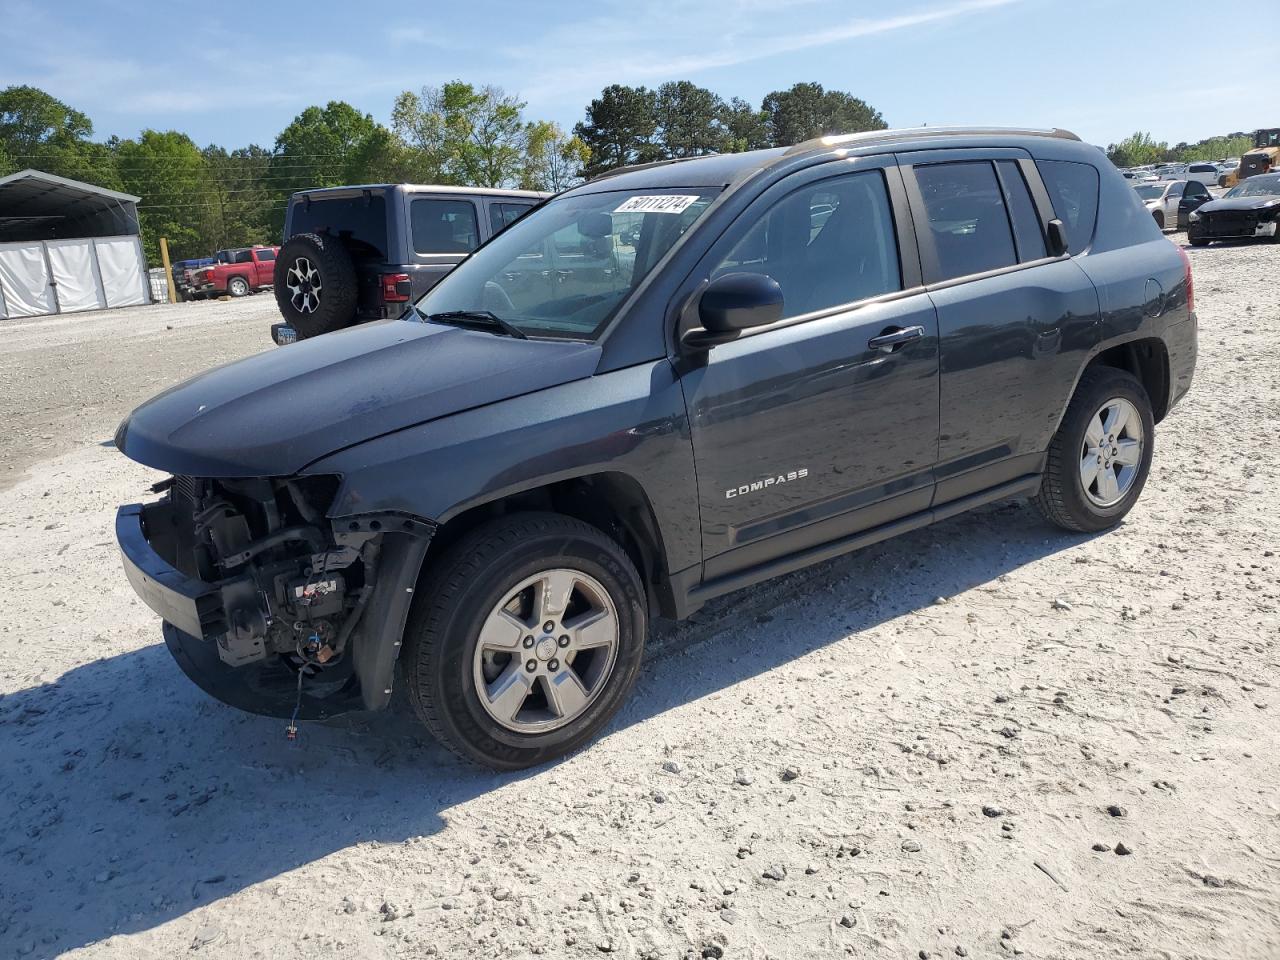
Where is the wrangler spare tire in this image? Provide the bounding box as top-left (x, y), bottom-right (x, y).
top-left (274, 232), bottom-right (358, 340)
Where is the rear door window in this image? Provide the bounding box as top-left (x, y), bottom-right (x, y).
top-left (914, 161), bottom-right (1018, 281)
top-left (1035, 160), bottom-right (1099, 254)
top-left (255, 248), bottom-right (276, 261)
top-left (289, 194), bottom-right (388, 260)
top-left (489, 202), bottom-right (535, 234)
top-left (995, 160), bottom-right (1047, 262)
top-left (412, 199), bottom-right (480, 254)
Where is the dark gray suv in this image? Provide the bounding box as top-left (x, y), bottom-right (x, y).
top-left (115, 127), bottom-right (1197, 769)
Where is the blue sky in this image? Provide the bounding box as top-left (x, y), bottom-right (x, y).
top-left (3, 0), bottom-right (1276, 151)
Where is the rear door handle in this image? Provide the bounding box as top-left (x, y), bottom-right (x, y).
top-left (868, 325), bottom-right (925, 353)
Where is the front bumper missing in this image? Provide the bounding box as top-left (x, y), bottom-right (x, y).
top-left (116, 499), bottom-right (434, 716)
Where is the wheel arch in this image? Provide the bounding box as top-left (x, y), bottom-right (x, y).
top-left (1086, 337), bottom-right (1171, 422)
top-left (426, 471), bottom-right (678, 619)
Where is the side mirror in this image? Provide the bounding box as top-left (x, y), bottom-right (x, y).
top-left (1046, 219), bottom-right (1070, 257)
top-left (683, 273), bottom-right (784, 349)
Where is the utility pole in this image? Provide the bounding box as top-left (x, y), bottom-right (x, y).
top-left (159, 237), bottom-right (177, 304)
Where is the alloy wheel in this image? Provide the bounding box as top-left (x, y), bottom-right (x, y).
top-left (472, 568), bottom-right (620, 734)
top-left (285, 257), bottom-right (322, 314)
top-left (1080, 397), bottom-right (1144, 507)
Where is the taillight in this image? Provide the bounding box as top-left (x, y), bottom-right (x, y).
top-left (1175, 245), bottom-right (1194, 314)
top-left (381, 273), bottom-right (411, 303)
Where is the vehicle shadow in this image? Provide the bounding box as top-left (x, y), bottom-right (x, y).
top-left (0, 498), bottom-right (1093, 957)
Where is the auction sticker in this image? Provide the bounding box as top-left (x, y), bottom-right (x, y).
top-left (614, 195), bottom-right (700, 214)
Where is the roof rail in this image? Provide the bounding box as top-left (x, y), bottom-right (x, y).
top-left (587, 155), bottom-right (704, 183)
top-left (782, 126), bottom-right (1081, 156)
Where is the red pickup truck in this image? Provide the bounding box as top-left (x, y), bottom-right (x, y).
top-left (188, 246), bottom-right (280, 298)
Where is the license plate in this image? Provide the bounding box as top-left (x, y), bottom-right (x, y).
top-left (270, 323), bottom-right (297, 346)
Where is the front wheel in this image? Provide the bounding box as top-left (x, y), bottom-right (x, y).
top-left (1033, 367), bottom-right (1155, 533)
top-left (403, 513), bottom-right (647, 769)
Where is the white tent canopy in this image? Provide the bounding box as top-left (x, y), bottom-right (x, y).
top-left (0, 169), bottom-right (148, 319)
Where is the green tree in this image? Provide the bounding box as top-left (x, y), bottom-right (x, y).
top-left (1175, 134), bottom-right (1253, 163)
top-left (267, 101), bottom-right (396, 233)
top-left (0, 85), bottom-right (121, 188)
top-left (1106, 132), bottom-right (1169, 167)
top-left (115, 130), bottom-right (212, 261)
top-left (201, 143), bottom-right (276, 249)
top-left (573, 85), bottom-right (659, 178)
top-left (721, 97), bottom-right (771, 153)
top-left (393, 82), bottom-right (532, 187)
top-left (521, 121), bottom-right (590, 192)
top-left (761, 82), bottom-right (886, 146)
top-left (654, 81), bottom-right (726, 158)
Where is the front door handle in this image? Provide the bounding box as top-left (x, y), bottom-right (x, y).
top-left (868, 325), bottom-right (924, 353)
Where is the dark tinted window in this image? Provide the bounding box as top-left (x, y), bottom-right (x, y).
top-left (412, 199), bottom-right (479, 254)
top-left (996, 160), bottom-right (1047, 262)
top-left (1188, 164), bottom-right (1216, 173)
top-left (489, 202), bottom-right (534, 234)
top-left (289, 194), bottom-right (388, 259)
top-left (232, 249), bottom-right (253, 264)
top-left (711, 170), bottom-right (901, 320)
top-left (1184, 181), bottom-right (1209, 198)
top-left (1036, 160), bottom-right (1099, 253)
top-left (915, 161), bottom-right (1017, 281)
top-left (255, 248), bottom-right (276, 261)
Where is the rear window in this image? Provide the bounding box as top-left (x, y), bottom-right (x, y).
top-left (1188, 164), bottom-right (1216, 173)
top-left (412, 199), bottom-right (480, 254)
top-left (289, 194), bottom-right (388, 259)
top-left (1036, 160), bottom-right (1099, 254)
top-left (489, 202), bottom-right (535, 234)
top-left (255, 248), bottom-right (276, 261)
top-left (915, 161), bottom-right (1018, 281)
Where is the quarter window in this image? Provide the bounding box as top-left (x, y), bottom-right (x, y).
top-left (1036, 160), bottom-right (1099, 253)
top-left (710, 170), bottom-right (901, 320)
top-left (412, 199), bottom-right (480, 254)
top-left (914, 161), bottom-right (1018, 281)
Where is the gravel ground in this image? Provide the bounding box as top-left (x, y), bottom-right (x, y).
top-left (0, 236), bottom-right (1277, 960)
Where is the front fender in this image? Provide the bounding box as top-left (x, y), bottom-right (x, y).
top-left (304, 358), bottom-right (700, 580)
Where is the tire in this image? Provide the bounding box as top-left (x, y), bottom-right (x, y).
top-left (227, 276), bottom-right (251, 298)
top-left (403, 513), bottom-right (647, 770)
top-left (273, 232), bottom-right (358, 340)
top-left (1153, 210), bottom-right (1165, 230)
top-left (1033, 366), bottom-right (1155, 533)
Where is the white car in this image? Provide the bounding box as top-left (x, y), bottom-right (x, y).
top-left (1183, 162), bottom-right (1223, 186)
top-left (1133, 178), bottom-right (1213, 230)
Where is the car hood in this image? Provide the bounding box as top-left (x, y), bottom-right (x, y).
top-left (1196, 196), bottom-right (1280, 214)
top-left (116, 319), bottom-right (602, 477)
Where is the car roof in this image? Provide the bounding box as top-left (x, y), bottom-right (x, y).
top-left (291, 184), bottom-right (549, 200)
top-left (568, 126), bottom-right (1083, 196)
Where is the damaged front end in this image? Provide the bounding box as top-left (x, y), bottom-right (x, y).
top-left (116, 474), bottom-right (432, 720)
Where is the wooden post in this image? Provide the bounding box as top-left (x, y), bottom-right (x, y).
top-left (158, 237), bottom-right (177, 304)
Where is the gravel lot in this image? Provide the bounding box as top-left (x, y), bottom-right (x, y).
top-left (1, 236), bottom-right (1277, 960)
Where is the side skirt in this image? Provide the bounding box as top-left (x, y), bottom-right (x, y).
top-left (675, 473), bottom-right (1042, 617)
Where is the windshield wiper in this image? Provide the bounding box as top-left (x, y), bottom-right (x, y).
top-left (427, 310), bottom-right (528, 340)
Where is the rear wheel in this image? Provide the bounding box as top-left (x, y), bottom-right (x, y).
top-left (273, 232), bottom-right (358, 339)
top-left (227, 275), bottom-right (251, 297)
top-left (403, 513), bottom-right (647, 770)
top-left (1033, 367), bottom-right (1155, 533)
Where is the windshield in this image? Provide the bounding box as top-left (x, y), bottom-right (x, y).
top-left (414, 188), bottom-right (720, 340)
top-left (1134, 184), bottom-right (1165, 200)
top-left (1225, 177), bottom-right (1280, 199)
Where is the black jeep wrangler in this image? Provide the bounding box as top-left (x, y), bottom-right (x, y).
top-left (116, 127), bottom-right (1196, 769)
top-left (271, 183), bottom-right (547, 343)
